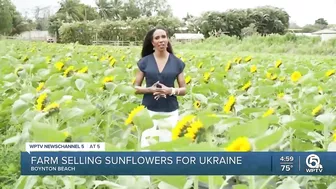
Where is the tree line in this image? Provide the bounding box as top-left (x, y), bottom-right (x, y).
top-left (0, 0), bottom-right (331, 44)
top-left (0, 0), bottom-right (35, 35)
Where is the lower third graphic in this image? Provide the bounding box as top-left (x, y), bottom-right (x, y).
top-left (305, 154), bottom-right (323, 173)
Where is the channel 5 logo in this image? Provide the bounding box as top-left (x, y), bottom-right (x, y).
top-left (305, 154), bottom-right (323, 173)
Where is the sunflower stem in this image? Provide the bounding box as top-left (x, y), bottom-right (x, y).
top-left (194, 176), bottom-right (199, 189)
top-left (260, 176), bottom-right (275, 189)
top-left (137, 127), bottom-right (141, 151)
top-left (208, 176), bottom-right (214, 189)
top-left (323, 122), bottom-right (329, 150)
top-left (249, 176), bottom-right (255, 189)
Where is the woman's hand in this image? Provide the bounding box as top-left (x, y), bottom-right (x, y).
top-left (153, 83), bottom-right (172, 96)
top-left (152, 83), bottom-right (173, 100)
top-left (148, 81), bottom-right (160, 93)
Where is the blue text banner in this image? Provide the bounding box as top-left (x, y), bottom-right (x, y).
top-left (21, 152), bottom-right (336, 175)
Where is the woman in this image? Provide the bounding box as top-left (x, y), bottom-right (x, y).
top-left (134, 27), bottom-right (187, 148)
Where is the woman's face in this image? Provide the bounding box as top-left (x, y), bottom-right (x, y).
top-left (152, 29), bottom-right (168, 52)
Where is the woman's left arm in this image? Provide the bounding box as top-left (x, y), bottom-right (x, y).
top-left (175, 72), bottom-right (187, 96)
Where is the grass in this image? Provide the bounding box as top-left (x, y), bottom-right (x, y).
top-left (1, 34), bottom-right (336, 189)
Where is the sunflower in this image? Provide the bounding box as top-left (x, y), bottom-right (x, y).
top-left (63, 66), bottom-right (75, 77)
top-left (262, 108), bottom-right (274, 117)
top-left (77, 66), bottom-right (88, 73)
top-left (277, 93), bottom-right (284, 99)
top-left (110, 58), bottom-right (116, 67)
top-left (225, 137), bottom-right (252, 152)
top-left (203, 72), bottom-right (211, 83)
top-left (312, 105), bottom-right (323, 117)
top-left (124, 105), bottom-right (145, 125)
top-left (36, 82), bottom-right (45, 92)
top-left (103, 76), bottom-right (114, 83)
top-left (275, 60), bottom-right (282, 68)
top-left (185, 76), bottom-right (191, 84)
top-left (198, 62), bottom-right (203, 68)
top-left (193, 101), bottom-right (201, 109)
top-left (224, 95), bottom-right (235, 113)
top-left (250, 65), bottom-right (257, 73)
top-left (100, 56), bottom-right (107, 62)
top-left (325, 70), bottom-right (335, 77)
top-left (225, 61), bottom-right (231, 72)
top-left (184, 119), bottom-right (203, 141)
top-left (172, 115), bottom-right (196, 140)
top-left (291, 71), bottom-right (302, 82)
top-left (234, 57), bottom-right (242, 64)
top-left (241, 81), bottom-right (251, 91)
top-left (244, 56), bottom-right (252, 62)
top-left (55, 62), bottom-right (64, 71)
top-left (36, 93), bottom-right (48, 111)
top-left (102, 76), bottom-right (114, 90)
top-left (43, 102), bottom-right (59, 113)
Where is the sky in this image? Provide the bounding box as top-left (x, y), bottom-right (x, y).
top-left (11, 0), bottom-right (336, 27)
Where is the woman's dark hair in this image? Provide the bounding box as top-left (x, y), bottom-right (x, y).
top-left (141, 27), bottom-right (173, 58)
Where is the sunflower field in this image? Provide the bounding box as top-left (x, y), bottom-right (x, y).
top-left (1, 39), bottom-right (336, 189)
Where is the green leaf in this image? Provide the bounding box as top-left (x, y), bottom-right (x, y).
top-left (75, 79), bottom-right (86, 91)
top-left (327, 181), bottom-right (336, 189)
top-left (193, 93), bottom-right (208, 103)
top-left (315, 113), bottom-right (336, 127)
top-left (276, 178), bottom-right (300, 189)
top-left (42, 176), bottom-right (57, 186)
top-left (254, 128), bottom-right (286, 150)
top-left (233, 184), bottom-right (249, 189)
top-left (227, 118), bottom-right (269, 139)
top-left (143, 137), bottom-right (190, 151)
top-left (291, 138), bottom-right (316, 151)
top-left (177, 142), bottom-right (224, 151)
top-left (71, 125), bottom-right (92, 139)
top-left (198, 176), bottom-right (224, 187)
top-left (2, 133), bottom-right (21, 145)
top-left (327, 142), bottom-right (336, 152)
top-left (197, 112), bottom-right (221, 128)
top-left (285, 120), bottom-right (322, 140)
top-left (59, 107), bottom-right (85, 121)
top-left (115, 85), bottom-right (136, 95)
top-left (153, 176), bottom-right (187, 189)
top-left (30, 121), bottom-right (67, 142)
top-left (105, 143), bottom-right (134, 151)
top-left (132, 109), bottom-right (153, 131)
top-left (239, 108), bottom-right (265, 115)
top-left (12, 99), bottom-right (29, 115)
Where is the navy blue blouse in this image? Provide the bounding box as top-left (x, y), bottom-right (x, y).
top-left (137, 53), bottom-right (185, 112)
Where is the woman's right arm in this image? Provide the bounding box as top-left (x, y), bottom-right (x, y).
top-left (134, 68), bottom-right (156, 94)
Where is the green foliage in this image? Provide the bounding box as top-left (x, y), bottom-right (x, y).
top-left (59, 16), bottom-right (182, 44)
top-left (58, 21), bottom-right (96, 45)
top-left (249, 6), bottom-right (289, 36)
top-left (188, 6), bottom-right (290, 38)
top-left (177, 33), bottom-right (336, 55)
top-left (49, 1), bottom-right (292, 43)
top-left (0, 0), bottom-right (32, 35)
top-left (1, 39), bottom-right (336, 189)
top-left (315, 18), bottom-right (328, 27)
top-left (0, 0), bottom-right (13, 35)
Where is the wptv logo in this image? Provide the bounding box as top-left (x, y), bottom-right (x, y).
top-left (305, 154), bottom-right (323, 173)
